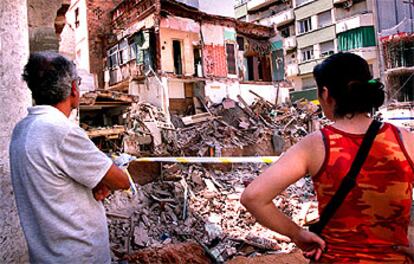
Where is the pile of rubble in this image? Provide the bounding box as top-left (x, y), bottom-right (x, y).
top-left (105, 163), bottom-right (318, 262)
top-left (169, 95), bottom-right (325, 157)
top-left (101, 94), bottom-right (325, 262)
top-left (124, 103), bottom-right (178, 156)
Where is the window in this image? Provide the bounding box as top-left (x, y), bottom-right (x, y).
top-left (193, 47), bottom-right (202, 76)
top-left (130, 41), bottom-right (138, 60)
top-left (301, 46), bottom-right (314, 62)
top-left (298, 18), bottom-right (312, 34)
top-left (226, 43), bottom-right (236, 75)
top-left (279, 25), bottom-right (291, 38)
top-left (108, 45), bottom-right (118, 68)
top-left (237, 37), bottom-right (245, 51)
top-left (173, 40), bottom-right (183, 75)
top-left (75, 8), bottom-right (80, 28)
top-left (118, 39), bottom-right (129, 65)
top-left (318, 11), bottom-right (331, 28)
top-left (320, 41), bottom-right (335, 58)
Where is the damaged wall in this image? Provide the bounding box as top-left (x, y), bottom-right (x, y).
top-left (0, 1), bottom-right (31, 262)
top-left (27, 0), bottom-right (71, 52)
top-left (160, 28), bottom-right (200, 76)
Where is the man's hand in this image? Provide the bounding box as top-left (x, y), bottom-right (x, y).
top-left (292, 229), bottom-right (326, 261)
top-left (93, 182), bottom-right (111, 201)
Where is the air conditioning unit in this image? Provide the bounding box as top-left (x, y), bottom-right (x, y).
top-left (321, 50), bottom-right (334, 58)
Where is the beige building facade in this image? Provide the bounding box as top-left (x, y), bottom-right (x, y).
top-left (236, 0), bottom-right (381, 102)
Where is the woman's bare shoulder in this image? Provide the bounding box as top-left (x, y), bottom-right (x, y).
top-left (295, 130), bottom-right (326, 176)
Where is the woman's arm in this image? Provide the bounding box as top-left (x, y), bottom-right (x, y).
top-left (241, 132), bottom-right (326, 259)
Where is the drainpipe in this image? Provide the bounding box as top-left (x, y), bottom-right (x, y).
top-left (374, 0), bottom-right (386, 90)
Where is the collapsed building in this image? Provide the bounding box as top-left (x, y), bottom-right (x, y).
top-left (104, 0), bottom-right (291, 119)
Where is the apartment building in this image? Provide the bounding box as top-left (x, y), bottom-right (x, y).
top-left (236, 0), bottom-right (381, 102)
top-left (235, 0), bottom-right (296, 93)
top-left (334, 0), bottom-right (379, 77)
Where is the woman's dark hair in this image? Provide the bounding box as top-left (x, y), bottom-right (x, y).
top-left (313, 52), bottom-right (384, 118)
top-left (22, 51), bottom-right (77, 105)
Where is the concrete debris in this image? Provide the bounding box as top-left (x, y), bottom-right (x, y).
top-left (170, 96), bottom-right (326, 157)
top-left (81, 87), bottom-right (326, 159)
top-left (105, 163), bottom-right (318, 262)
top-left (85, 92), bottom-right (326, 262)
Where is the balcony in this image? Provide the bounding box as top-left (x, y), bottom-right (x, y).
top-left (274, 9), bottom-right (295, 27)
top-left (247, 0), bottom-right (279, 12)
top-left (336, 13), bottom-right (374, 34)
top-left (352, 47), bottom-right (377, 61)
top-left (298, 59), bottom-right (323, 75)
top-left (283, 36), bottom-right (297, 51)
top-left (286, 63), bottom-right (299, 77)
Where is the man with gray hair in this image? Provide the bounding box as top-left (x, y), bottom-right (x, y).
top-left (9, 51), bottom-right (130, 263)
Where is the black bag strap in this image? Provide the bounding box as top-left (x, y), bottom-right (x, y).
top-left (309, 120), bottom-right (382, 235)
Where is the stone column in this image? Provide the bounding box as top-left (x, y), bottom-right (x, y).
top-left (0, 0), bottom-right (31, 262)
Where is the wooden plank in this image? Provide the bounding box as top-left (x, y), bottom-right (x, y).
top-left (181, 112), bottom-right (212, 126)
top-left (86, 127), bottom-right (125, 138)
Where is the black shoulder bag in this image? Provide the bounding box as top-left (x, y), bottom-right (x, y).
top-left (309, 120), bottom-right (382, 235)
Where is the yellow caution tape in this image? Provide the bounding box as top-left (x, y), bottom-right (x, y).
top-left (124, 168), bottom-right (138, 195)
top-left (132, 156), bottom-right (279, 164)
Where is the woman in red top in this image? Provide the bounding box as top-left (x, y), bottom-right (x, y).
top-left (241, 52), bottom-right (414, 263)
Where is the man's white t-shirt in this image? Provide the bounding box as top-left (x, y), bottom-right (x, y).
top-left (10, 105), bottom-right (113, 264)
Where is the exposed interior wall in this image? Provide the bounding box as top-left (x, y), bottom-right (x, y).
top-left (168, 81), bottom-right (198, 114)
top-left (238, 83), bottom-right (279, 105)
top-left (159, 26), bottom-right (200, 76)
top-left (131, 77), bottom-right (164, 108)
top-left (205, 81), bottom-right (229, 103)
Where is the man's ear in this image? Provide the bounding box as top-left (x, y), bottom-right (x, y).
top-left (71, 80), bottom-right (79, 97)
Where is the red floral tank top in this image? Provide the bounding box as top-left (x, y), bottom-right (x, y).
top-left (312, 122), bottom-right (414, 263)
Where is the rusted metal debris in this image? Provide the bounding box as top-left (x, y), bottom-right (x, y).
top-left (105, 163), bottom-right (318, 262)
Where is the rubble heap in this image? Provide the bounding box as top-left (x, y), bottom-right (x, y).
top-left (124, 103), bottom-right (178, 156)
top-left (105, 163), bottom-right (318, 262)
top-left (173, 96), bottom-right (325, 157)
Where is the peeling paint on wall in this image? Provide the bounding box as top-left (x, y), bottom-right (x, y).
top-left (203, 45), bottom-right (227, 77)
top-left (201, 24), bottom-right (224, 45)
